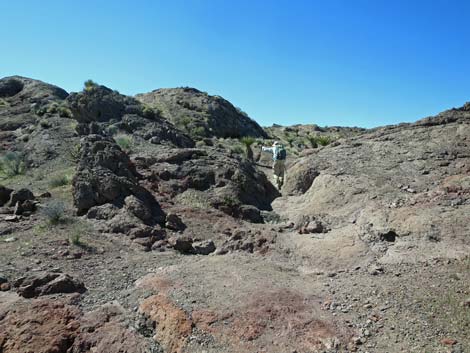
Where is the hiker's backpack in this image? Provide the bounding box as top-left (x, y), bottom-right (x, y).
top-left (274, 146), bottom-right (286, 160)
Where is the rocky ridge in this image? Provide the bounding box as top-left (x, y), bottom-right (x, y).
top-left (0, 76), bottom-right (469, 353)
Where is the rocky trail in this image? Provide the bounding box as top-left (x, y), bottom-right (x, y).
top-left (0, 76), bottom-right (469, 353)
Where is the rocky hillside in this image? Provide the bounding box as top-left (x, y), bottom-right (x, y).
top-left (135, 87), bottom-right (268, 139)
top-left (0, 76), bottom-right (469, 353)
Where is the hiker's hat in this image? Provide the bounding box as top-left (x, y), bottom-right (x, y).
top-left (272, 141), bottom-right (280, 146)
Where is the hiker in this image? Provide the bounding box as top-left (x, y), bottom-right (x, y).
top-left (262, 141), bottom-right (286, 190)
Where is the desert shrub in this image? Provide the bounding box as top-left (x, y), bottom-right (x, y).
top-left (42, 200), bottom-right (66, 225)
top-left (0, 98), bottom-right (9, 107)
top-left (306, 135), bottom-right (318, 148)
top-left (223, 195), bottom-right (240, 209)
top-left (70, 232), bottom-right (82, 246)
top-left (114, 134), bottom-right (133, 152)
top-left (192, 126), bottom-right (206, 138)
top-left (67, 144), bottom-right (81, 163)
top-left (285, 135), bottom-right (295, 147)
top-left (142, 105), bottom-right (157, 119)
top-left (58, 105), bottom-right (73, 118)
top-left (230, 146), bottom-right (244, 155)
top-left (176, 117), bottom-right (192, 131)
top-left (49, 175), bottom-right (71, 188)
top-left (0, 151), bottom-right (26, 177)
top-left (84, 79), bottom-right (98, 91)
top-left (39, 119), bottom-right (52, 128)
top-left (46, 102), bottom-right (59, 114)
top-left (317, 135), bottom-right (333, 146)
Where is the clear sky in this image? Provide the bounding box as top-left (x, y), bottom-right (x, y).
top-left (1, 0), bottom-right (469, 128)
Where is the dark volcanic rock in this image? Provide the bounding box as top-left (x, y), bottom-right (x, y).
top-left (0, 76), bottom-right (68, 133)
top-left (0, 185), bottom-right (13, 206)
top-left (8, 188), bottom-right (35, 207)
top-left (135, 87), bottom-right (268, 139)
top-left (67, 85), bottom-right (194, 148)
top-left (137, 147), bottom-right (279, 222)
top-left (193, 239), bottom-right (216, 255)
top-left (0, 77), bottom-right (24, 97)
top-left (14, 272), bottom-right (86, 298)
top-left (73, 135), bottom-right (165, 224)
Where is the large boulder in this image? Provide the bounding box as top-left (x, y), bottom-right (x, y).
top-left (0, 295), bottom-right (154, 353)
top-left (135, 87), bottom-right (268, 139)
top-left (13, 272), bottom-right (86, 298)
top-left (72, 134), bottom-right (165, 225)
top-left (0, 185), bottom-right (13, 206)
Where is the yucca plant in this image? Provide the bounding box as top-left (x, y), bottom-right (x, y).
top-left (240, 136), bottom-right (256, 161)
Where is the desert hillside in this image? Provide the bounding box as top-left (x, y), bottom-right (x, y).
top-left (0, 76), bottom-right (469, 353)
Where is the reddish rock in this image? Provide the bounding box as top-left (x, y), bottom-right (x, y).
top-left (139, 294), bottom-right (193, 353)
top-left (441, 338), bottom-right (458, 345)
top-left (0, 298), bottom-right (81, 353)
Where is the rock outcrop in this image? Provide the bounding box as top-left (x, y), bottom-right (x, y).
top-left (67, 84), bottom-right (194, 148)
top-left (135, 87), bottom-right (268, 139)
top-left (73, 134), bottom-right (165, 225)
top-left (276, 103), bottom-right (470, 265)
top-left (135, 146), bottom-right (279, 222)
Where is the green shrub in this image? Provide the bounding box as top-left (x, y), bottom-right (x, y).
top-left (67, 144), bottom-right (81, 163)
top-left (84, 79), bottom-right (98, 91)
top-left (192, 126), bottom-right (206, 138)
top-left (42, 200), bottom-right (66, 225)
top-left (0, 152), bottom-right (26, 177)
top-left (177, 117), bottom-right (192, 131)
top-left (317, 135), bottom-right (332, 146)
top-left (58, 106), bottom-right (73, 118)
top-left (306, 135), bottom-right (318, 148)
top-left (46, 102), bottom-right (59, 114)
top-left (114, 134), bottom-right (133, 152)
top-left (142, 105), bottom-right (156, 119)
top-left (230, 146), bottom-right (244, 155)
top-left (70, 232), bottom-right (82, 246)
top-left (285, 135), bottom-right (295, 147)
top-left (222, 195), bottom-right (240, 211)
top-left (39, 119), bottom-right (52, 129)
top-left (49, 175), bottom-right (71, 188)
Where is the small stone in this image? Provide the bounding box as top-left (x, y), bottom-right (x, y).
top-left (0, 282), bottom-right (11, 291)
top-left (58, 249), bottom-right (70, 257)
top-left (193, 239), bottom-right (216, 255)
top-left (352, 336), bottom-right (363, 345)
top-left (5, 215), bottom-right (19, 222)
top-left (4, 236), bottom-right (17, 242)
top-left (440, 338), bottom-right (457, 346)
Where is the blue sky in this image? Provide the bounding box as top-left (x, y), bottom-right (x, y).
top-left (1, 0), bottom-right (469, 128)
